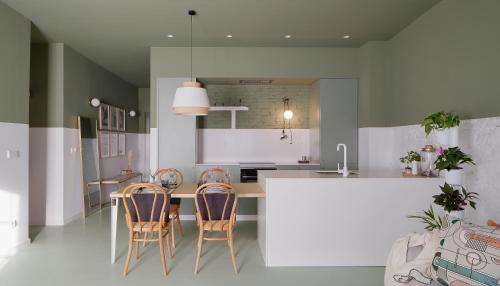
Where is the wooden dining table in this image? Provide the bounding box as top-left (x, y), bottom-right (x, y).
top-left (109, 182), bottom-right (265, 264)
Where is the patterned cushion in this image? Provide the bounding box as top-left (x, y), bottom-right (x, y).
top-left (431, 219), bottom-right (500, 286)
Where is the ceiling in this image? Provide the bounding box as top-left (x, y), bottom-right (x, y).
top-left (4, 0), bottom-right (439, 87)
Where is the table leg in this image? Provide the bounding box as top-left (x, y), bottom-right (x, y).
top-left (111, 197), bottom-right (119, 264)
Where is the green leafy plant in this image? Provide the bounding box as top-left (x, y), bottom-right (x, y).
top-left (434, 147), bottom-right (475, 171)
top-left (400, 150), bottom-right (421, 165)
top-left (432, 183), bottom-right (478, 212)
top-left (421, 111), bottom-right (460, 135)
top-left (407, 205), bottom-right (446, 231)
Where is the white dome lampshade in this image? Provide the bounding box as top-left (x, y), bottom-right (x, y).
top-left (172, 81), bottom-right (210, 116)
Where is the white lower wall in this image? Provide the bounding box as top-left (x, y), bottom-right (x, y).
top-left (197, 129), bottom-right (311, 163)
top-left (30, 128), bottom-right (83, 225)
top-left (29, 128), bottom-right (64, 225)
top-left (63, 128), bottom-right (83, 223)
top-left (0, 122), bottom-right (29, 252)
top-left (31, 129), bottom-right (151, 224)
top-left (359, 116), bottom-right (500, 225)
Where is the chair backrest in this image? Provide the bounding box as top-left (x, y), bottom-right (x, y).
top-left (122, 183), bottom-right (170, 230)
top-left (194, 183), bottom-right (237, 223)
top-left (154, 168), bottom-right (183, 189)
top-left (198, 167), bottom-right (229, 185)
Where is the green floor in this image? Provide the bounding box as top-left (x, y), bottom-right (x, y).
top-left (0, 207), bottom-right (384, 286)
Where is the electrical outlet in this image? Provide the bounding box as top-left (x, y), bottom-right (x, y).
top-left (11, 220), bottom-right (17, 228)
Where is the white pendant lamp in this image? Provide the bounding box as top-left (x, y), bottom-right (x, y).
top-left (172, 10), bottom-right (209, 116)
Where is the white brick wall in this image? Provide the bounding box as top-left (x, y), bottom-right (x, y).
top-left (198, 84), bottom-right (311, 129)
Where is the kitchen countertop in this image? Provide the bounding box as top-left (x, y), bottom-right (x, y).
top-left (259, 169), bottom-right (443, 179)
top-left (196, 162), bottom-right (321, 166)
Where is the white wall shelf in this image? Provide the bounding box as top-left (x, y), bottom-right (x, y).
top-left (208, 106), bottom-right (249, 129)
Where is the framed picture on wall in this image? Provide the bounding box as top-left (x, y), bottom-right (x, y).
top-left (117, 108), bottom-right (126, 131)
top-left (99, 132), bottom-right (110, 158)
top-left (110, 106), bottom-right (118, 130)
top-left (118, 133), bottom-right (126, 156)
top-left (110, 133), bottom-right (118, 157)
top-left (99, 105), bottom-right (110, 130)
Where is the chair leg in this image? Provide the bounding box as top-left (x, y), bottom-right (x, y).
top-left (142, 232), bottom-right (148, 247)
top-left (123, 231), bottom-right (134, 276)
top-left (135, 239), bottom-right (140, 259)
top-left (176, 211), bottom-right (184, 237)
top-left (171, 218), bottom-right (176, 248)
top-left (166, 227), bottom-right (173, 259)
top-left (158, 229), bottom-right (168, 276)
top-left (194, 229), bottom-right (204, 274)
top-left (228, 231), bottom-right (238, 273)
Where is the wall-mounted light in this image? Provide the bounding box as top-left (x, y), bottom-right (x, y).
top-left (128, 110), bottom-right (137, 118)
top-left (281, 97), bottom-right (293, 144)
top-left (283, 97), bottom-right (293, 120)
top-left (89, 97), bottom-right (101, 108)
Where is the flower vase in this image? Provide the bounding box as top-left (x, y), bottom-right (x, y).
top-left (447, 210), bottom-right (465, 220)
top-left (444, 169), bottom-right (463, 186)
top-left (411, 161), bottom-right (419, 175)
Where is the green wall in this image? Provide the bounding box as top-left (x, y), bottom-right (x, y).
top-left (63, 45), bottom-right (138, 131)
top-left (30, 43), bottom-right (64, 127)
top-left (0, 2), bottom-right (31, 124)
top-left (378, 0), bottom-right (500, 126)
top-left (150, 47), bottom-right (359, 127)
top-left (30, 44), bottom-right (139, 132)
top-left (198, 84), bottom-right (311, 129)
top-left (138, 88), bottom-right (150, 133)
top-left (357, 42), bottom-right (388, 127)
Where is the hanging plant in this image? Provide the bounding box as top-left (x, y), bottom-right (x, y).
top-left (421, 111), bottom-right (460, 135)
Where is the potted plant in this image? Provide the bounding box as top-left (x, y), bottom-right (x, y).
top-left (400, 150), bottom-right (421, 176)
top-left (421, 111), bottom-right (460, 147)
top-left (434, 147), bottom-right (474, 185)
top-left (432, 183), bottom-right (478, 219)
top-left (407, 205), bottom-right (446, 231)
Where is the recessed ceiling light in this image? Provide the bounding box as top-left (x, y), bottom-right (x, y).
top-left (284, 35), bottom-right (292, 39)
top-left (226, 34), bottom-right (233, 38)
top-left (167, 34), bottom-right (174, 38)
top-left (343, 35), bottom-right (351, 39)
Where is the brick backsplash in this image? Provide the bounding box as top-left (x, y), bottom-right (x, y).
top-left (197, 84), bottom-right (311, 129)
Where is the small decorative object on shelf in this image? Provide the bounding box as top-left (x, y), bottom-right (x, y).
top-left (434, 146), bottom-right (474, 186)
top-left (420, 145), bottom-right (437, 177)
top-left (400, 150), bottom-right (421, 176)
top-left (421, 111), bottom-right (460, 147)
top-left (407, 205), bottom-right (447, 231)
top-left (127, 150), bottom-right (133, 174)
top-left (432, 182), bottom-right (478, 220)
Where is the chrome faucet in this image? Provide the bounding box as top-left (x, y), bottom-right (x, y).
top-left (336, 143), bottom-right (349, 177)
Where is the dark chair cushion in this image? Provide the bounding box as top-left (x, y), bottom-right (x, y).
top-left (162, 183), bottom-right (181, 205)
top-left (127, 193), bottom-right (170, 223)
top-left (196, 193), bottom-right (235, 221)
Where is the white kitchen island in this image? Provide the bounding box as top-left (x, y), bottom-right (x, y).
top-left (257, 170), bottom-right (444, 267)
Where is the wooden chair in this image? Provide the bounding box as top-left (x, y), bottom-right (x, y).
top-left (122, 183), bottom-right (173, 276)
top-left (154, 168), bottom-right (184, 248)
top-left (194, 182), bottom-right (238, 273)
top-left (198, 167), bottom-right (229, 185)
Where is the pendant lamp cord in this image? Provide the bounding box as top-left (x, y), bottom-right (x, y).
top-left (190, 13), bottom-right (193, 82)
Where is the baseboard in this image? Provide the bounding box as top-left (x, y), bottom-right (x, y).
top-left (179, 214), bottom-right (257, 221)
top-left (64, 212), bottom-right (83, 225)
top-left (0, 238), bottom-right (31, 256)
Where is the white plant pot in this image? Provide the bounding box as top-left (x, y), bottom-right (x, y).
top-left (448, 126), bottom-right (459, 147)
top-left (411, 161), bottom-right (420, 175)
top-left (435, 129), bottom-right (449, 147)
top-left (447, 210), bottom-right (465, 220)
top-left (444, 169), bottom-right (463, 186)
top-left (434, 127), bottom-right (459, 148)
